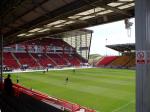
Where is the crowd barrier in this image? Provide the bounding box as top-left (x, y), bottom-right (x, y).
top-left (13, 84), bottom-right (96, 112)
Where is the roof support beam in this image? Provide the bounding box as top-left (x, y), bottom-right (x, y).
top-left (102, 5), bottom-right (132, 16)
top-left (4, 9), bottom-right (134, 46)
top-left (4, 0), bottom-right (101, 38)
top-left (0, 0), bottom-right (26, 17)
top-left (2, 0), bottom-right (49, 28)
top-left (1, 0), bottom-right (134, 45)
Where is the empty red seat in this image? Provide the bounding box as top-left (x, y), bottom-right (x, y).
top-left (96, 56), bottom-right (118, 66)
top-left (3, 52), bottom-right (19, 69)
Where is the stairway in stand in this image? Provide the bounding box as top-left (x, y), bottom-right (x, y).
top-left (29, 53), bottom-right (41, 67)
top-left (11, 52), bottom-right (21, 67)
top-left (45, 54), bottom-right (57, 66)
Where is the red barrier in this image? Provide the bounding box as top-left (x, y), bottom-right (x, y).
top-left (13, 84), bottom-right (96, 112)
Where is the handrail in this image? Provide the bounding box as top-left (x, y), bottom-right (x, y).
top-left (13, 84), bottom-right (96, 112)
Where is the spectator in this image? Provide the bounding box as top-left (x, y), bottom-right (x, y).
top-left (4, 74), bottom-right (13, 95)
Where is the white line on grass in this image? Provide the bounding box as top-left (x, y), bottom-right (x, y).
top-left (111, 100), bottom-right (134, 112)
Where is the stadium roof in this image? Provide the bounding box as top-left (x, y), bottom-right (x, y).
top-left (0, 0), bottom-right (134, 46)
top-left (106, 43), bottom-right (135, 52)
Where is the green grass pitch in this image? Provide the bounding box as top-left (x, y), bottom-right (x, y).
top-left (8, 68), bottom-right (135, 112)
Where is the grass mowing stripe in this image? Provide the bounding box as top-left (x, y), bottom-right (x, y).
top-left (14, 72), bottom-right (135, 94)
top-left (51, 70), bottom-right (135, 83)
top-left (8, 68), bottom-right (135, 112)
top-left (45, 71), bottom-right (134, 87)
top-left (56, 69), bottom-right (135, 79)
top-left (14, 71), bottom-right (134, 88)
top-left (14, 74), bottom-right (134, 101)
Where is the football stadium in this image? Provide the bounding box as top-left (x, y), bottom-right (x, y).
top-left (0, 0), bottom-right (149, 112)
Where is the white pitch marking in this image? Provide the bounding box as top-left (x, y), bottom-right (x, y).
top-left (111, 100), bottom-right (134, 112)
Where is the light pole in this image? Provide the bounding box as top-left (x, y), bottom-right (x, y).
top-left (105, 38), bottom-right (107, 56)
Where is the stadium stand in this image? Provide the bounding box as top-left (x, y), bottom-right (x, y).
top-left (124, 54), bottom-right (135, 67)
top-left (110, 55), bottom-right (130, 67)
top-left (0, 0), bottom-right (135, 111)
top-left (0, 92), bottom-right (64, 112)
top-left (31, 53), bottom-right (56, 67)
top-left (47, 54), bottom-right (67, 66)
top-left (3, 52), bottom-right (19, 69)
top-left (14, 53), bottom-right (38, 68)
top-left (0, 83), bottom-right (96, 112)
top-left (97, 55), bottom-right (135, 68)
top-left (96, 56), bottom-right (118, 66)
top-left (63, 54), bottom-right (81, 66)
top-left (76, 54), bottom-right (88, 63)
top-left (97, 44), bottom-right (136, 69)
top-left (3, 38), bottom-right (87, 69)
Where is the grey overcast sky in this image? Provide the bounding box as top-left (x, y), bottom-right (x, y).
top-left (87, 18), bottom-right (135, 56)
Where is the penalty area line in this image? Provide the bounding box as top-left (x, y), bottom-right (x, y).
top-left (111, 100), bottom-right (134, 112)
